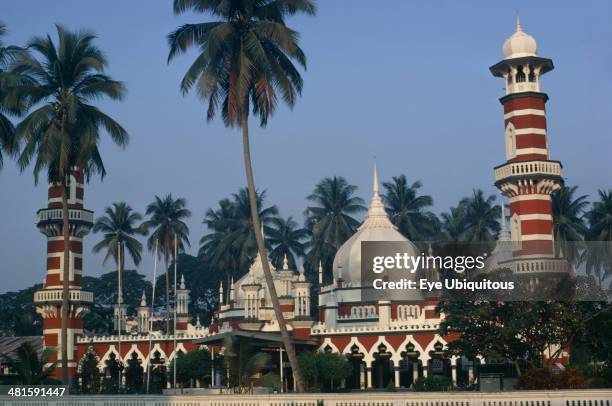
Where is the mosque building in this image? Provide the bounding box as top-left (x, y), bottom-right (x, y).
top-left (33, 18), bottom-right (567, 389)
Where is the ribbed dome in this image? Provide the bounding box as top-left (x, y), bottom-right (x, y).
top-left (332, 164), bottom-right (420, 287)
top-left (503, 16), bottom-right (537, 59)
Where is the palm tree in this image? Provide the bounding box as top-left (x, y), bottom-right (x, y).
top-left (13, 26), bottom-right (127, 384)
top-left (200, 189), bottom-right (278, 301)
top-left (92, 202), bottom-right (147, 314)
top-left (584, 190), bottom-right (612, 286)
top-left (267, 215), bottom-right (307, 269)
top-left (552, 185), bottom-right (589, 262)
top-left (0, 22), bottom-right (26, 170)
top-left (586, 189), bottom-right (612, 241)
top-left (167, 0), bottom-right (315, 390)
top-left (304, 176), bottom-right (365, 282)
top-left (9, 341), bottom-right (56, 384)
top-left (440, 205), bottom-right (467, 242)
top-left (144, 194), bottom-right (191, 331)
top-left (382, 175), bottom-right (437, 240)
top-left (460, 189), bottom-right (500, 242)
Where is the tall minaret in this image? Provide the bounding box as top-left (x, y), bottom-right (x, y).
top-left (490, 18), bottom-right (565, 270)
top-left (33, 169), bottom-right (94, 379)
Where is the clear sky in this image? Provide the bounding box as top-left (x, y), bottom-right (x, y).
top-left (1, 1), bottom-right (611, 292)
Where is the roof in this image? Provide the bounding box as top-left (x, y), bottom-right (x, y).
top-left (0, 336), bottom-right (43, 363)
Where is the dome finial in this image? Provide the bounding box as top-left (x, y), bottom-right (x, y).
top-left (373, 160), bottom-right (379, 196)
top-left (516, 14), bottom-right (522, 32)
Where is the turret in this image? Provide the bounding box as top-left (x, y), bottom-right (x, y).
top-left (137, 290), bottom-right (150, 334)
top-left (176, 274), bottom-right (190, 332)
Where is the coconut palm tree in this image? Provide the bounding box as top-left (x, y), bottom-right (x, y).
top-left (200, 189), bottom-right (278, 301)
top-left (382, 175), bottom-right (437, 240)
top-left (167, 0), bottom-right (315, 389)
top-left (586, 189), bottom-right (612, 242)
top-left (304, 176), bottom-right (365, 282)
top-left (144, 194), bottom-right (191, 332)
top-left (13, 26), bottom-right (127, 384)
top-left (440, 205), bottom-right (467, 242)
top-left (267, 215), bottom-right (307, 269)
top-left (93, 202), bottom-right (147, 269)
top-left (460, 189), bottom-right (500, 242)
top-left (552, 185), bottom-right (589, 262)
top-left (0, 22), bottom-right (26, 170)
top-left (92, 202), bottom-right (147, 314)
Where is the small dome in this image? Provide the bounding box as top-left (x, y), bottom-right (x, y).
top-left (503, 16), bottom-right (537, 59)
top-left (332, 164), bottom-right (420, 287)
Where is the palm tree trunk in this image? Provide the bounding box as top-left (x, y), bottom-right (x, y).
top-left (60, 181), bottom-right (70, 385)
top-left (240, 115), bottom-right (305, 392)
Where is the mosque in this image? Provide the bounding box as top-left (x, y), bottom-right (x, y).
top-left (32, 18), bottom-right (569, 389)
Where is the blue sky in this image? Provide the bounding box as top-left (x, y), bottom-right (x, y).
top-left (1, 1), bottom-right (611, 292)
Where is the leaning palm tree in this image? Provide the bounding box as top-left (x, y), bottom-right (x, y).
top-left (382, 175), bottom-right (437, 240)
top-left (13, 26), bottom-right (127, 384)
top-left (267, 215), bottom-right (307, 269)
top-left (0, 22), bottom-right (26, 170)
top-left (460, 189), bottom-right (500, 242)
top-left (167, 0), bottom-right (316, 390)
top-left (552, 185), bottom-right (589, 262)
top-left (144, 194), bottom-right (191, 332)
top-left (93, 202), bottom-right (147, 311)
top-left (583, 189), bottom-right (612, 286)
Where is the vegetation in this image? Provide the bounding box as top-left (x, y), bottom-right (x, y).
top-left (144, 194), bottom-right (191, 332)
top-left (7, 341), bottom-right (57, 384)
top-left (413, 375), bottom-right (453, 392)
top-left (168, 0), bottom-right (316, 391)
top-left (10, 25), bottom-right (127, 384)
top-left (169, 348), bottom-right (212, 388)
top-left (222, 334), bottom-right (271, 393)
top-left (297, 351), bottom-right (352, 391)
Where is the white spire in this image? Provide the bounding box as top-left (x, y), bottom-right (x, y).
top-left (219, 283), bottom-right (224, 304)
top-left (516, 14), bottom-right (522, 32)
top-left (373, 161), bottom-right (379, 196)
top-left (359, 162), bottom-right (395, 230)
top-left (283, 254), bottom-right (289, 270)
top-left (229, 276), bottom-right (235, 301)
top-left (195, 314), bottom-right (201, 327)
top-left (140, 290), bottom-right (147, 307)
top-left (298, 264), bottom-right (305, 281)
top-left (498, 193), bottom-right (511, 242)
top-left (180, 274), bottom-right (186, 290)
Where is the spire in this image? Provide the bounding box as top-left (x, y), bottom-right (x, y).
top-left (180, 274), bottom-right (186, 290)
top-left (195, 314), bottom-right (201, 327)
top-left (499, 193), bottom-right (511, 242)
top-left (283, 254), bottom-right (289, 270)
top-left (140, 290), bottom-right (147, 307)
top-left (516, 14), bottom-right (522, 32)
top-left (219, 283), bottom-right (224, 304)
top-left (229, 277), bottom-right (235, 301)
top-left (298, 264), bottom-right (305, 281)
top-left (360, 162), bottom-right (395, 230)
top-left (373, 161), bottom-right (379, 196)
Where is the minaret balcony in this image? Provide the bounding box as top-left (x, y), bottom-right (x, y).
top-left (34, 288), bottom-right (93, 304)
top-left (494, 160), bottom-right (562, 184)
top-left (36, 207), bottom-right (94, 226)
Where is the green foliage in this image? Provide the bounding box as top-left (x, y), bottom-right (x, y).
top-left (101, 354), bottom-right (123, 394)
top-left (267, 216), bottom-right (308, 270)
top-left (169, 348), bottom-right (212, 387)
top-left (256, 372), bottom-right (281, 391)
top-left (77, 349), bottom-right (101, 394)
top-left (93, 202), bottom-right (147, 268)
top-left (413, 375), bottom-right (452, 392)
top-left (124, 352), bottom-right (144, 393)
top-left (147, 352), bottom-right (167, 394)
top-left (552, 185), bottom-right (589, 262)
top-left (297, 351), bottom-right (351, 391)
top-left (9, 341), bottom-right (56, 384)
top-left (0, 284), bottom-right (43, 335)
top-left (382, 175), bottom-right (438, 240)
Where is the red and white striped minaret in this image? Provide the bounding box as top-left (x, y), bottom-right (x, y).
top-left (491, 17), bottom-right (569, 275)
top-left (33, 169), bottom-right (94, 380)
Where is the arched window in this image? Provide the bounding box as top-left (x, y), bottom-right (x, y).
top-left (528, 65), bottom-right (536, 82)
top-left (505, 124), bottom-right (517, 160)
top-left (516, 66), bottom-right (526, 83)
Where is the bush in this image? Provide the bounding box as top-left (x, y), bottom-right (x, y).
top-left (256, 372), bottom-right (281, 391)
top-left (413, 375), bottom-right (452, 392)
top-left (515, 367), bottom-right (585, 390)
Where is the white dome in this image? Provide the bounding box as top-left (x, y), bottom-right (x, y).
top-left (503, 17), bottom-right (537, 59)
top-left (332, 164), bottom-right (420, 287)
